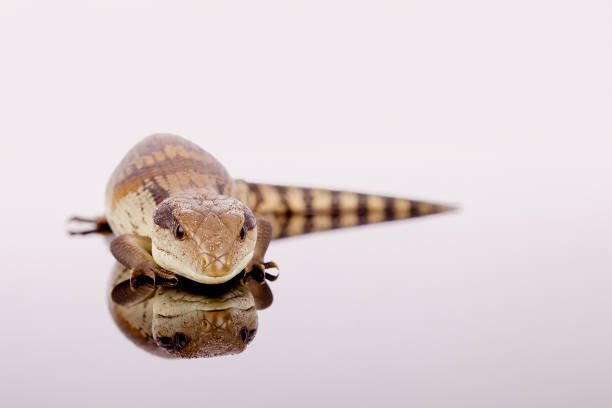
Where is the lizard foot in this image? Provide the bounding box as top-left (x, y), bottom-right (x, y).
top-left (130, 265), bottom-right (178, 290)
top-left (246, 261), bottom-right (279, 283)
top-left (67, 215), bottom-right (112, 235)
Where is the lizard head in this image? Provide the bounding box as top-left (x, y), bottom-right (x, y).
top-left (150, 193), bottom-right (257, 284)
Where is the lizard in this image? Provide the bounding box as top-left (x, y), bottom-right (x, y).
top-left (70, 133), bottom-right (453, 294)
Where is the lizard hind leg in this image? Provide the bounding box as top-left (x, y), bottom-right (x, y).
top-left (67, 215), bottom-right (112, 235)
top-left (245, 217), bottom-right (279, 283)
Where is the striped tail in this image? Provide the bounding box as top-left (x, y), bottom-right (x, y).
top-left (235, 180), bottom-right (455, 240)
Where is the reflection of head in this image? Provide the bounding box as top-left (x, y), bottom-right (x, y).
top-left (150, 285), bottom-right (258, 358)
top-left (108, 264), bottom-right (260, 358)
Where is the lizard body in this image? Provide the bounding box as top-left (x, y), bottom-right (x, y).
top-left (75, 133), bottom-right (452, 297)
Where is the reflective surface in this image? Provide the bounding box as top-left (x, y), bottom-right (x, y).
top-left (1, 1), bottom-right (611, 407)
top-left (5, 202), bottom-right (611, 407)
top-left (108, 264), bottom-right (272, 358)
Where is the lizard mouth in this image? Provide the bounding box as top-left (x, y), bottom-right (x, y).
top-left (200, 253), bottom-right (232, 277)
top-left (178, 250), bottom-right (252, 284)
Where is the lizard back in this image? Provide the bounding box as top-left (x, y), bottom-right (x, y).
top-left (105, 134), bottom-right (237, 236)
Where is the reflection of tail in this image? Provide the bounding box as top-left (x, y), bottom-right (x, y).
top-left (236, 181), bottom-right (456, 240)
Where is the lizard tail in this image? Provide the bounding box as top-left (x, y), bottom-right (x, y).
top-left (235, 180), bottom-right (456, 240)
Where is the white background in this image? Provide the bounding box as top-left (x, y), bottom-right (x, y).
top-left (0, 1), bottom-right (610, 407)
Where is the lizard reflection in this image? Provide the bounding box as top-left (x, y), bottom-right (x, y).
top-left (108, 263), bottom-right (273, 358)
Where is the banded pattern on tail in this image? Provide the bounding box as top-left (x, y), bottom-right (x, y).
top-left (235, 181), bottom-right (454, 239)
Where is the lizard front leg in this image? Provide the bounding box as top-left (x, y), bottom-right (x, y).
top-left (245, 218), bottom-right (279, 282)
top-left (110, 234), bottom-right (178, 289)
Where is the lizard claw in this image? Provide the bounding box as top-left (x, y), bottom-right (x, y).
top-left (246, 261), bottom-right (280, 283)
top-left (262, 262), bottom-right (279, 281)
top-left (67, 215), bottom-right (111, 235)
top-left (130, 266), bottom-right (178, 290)
top-left (130, 268), bottom-right (155, 290)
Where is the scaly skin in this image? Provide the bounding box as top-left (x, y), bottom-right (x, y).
top-left (234, 181), bottom-right (455, 240)
top-left (105, 134), bottom-right (267, 288)
top-left (71, 133), bottom-right (454, 297)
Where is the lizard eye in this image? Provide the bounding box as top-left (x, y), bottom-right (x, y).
top-left (175, 224), bottom-right (185, 240)
top-left (239, 226), bottom-right (246, 240)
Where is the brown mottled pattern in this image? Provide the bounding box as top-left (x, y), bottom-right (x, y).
top-left (105, 135), bottom-right (452, 241)
top-left (329, 190), bottom-right (342, 229)
top-left (242, 183), bottom-right (454, 239)
top-left (106, 134), bottom-right (235, 209)
top-left (357, 193), bottom-right (368, 225)
top-left (248, 183), bottom-right (264, 211)
top-left (383, 197), bottom-right (395, 221)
